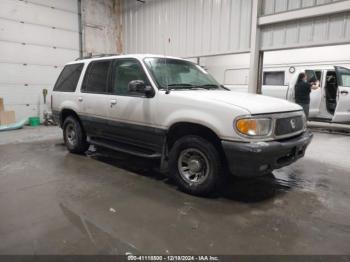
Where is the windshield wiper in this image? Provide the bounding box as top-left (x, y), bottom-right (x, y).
top-left (159, 84), bottom-right (193, 91)
top-left (198, 84), bottom-right (220, 89)
top-left (161, 84), bottom-right (214, 90)
top-left (167, 84), bottom-right (194, 87)
top-left (165, 84), bottom-right (206, 90)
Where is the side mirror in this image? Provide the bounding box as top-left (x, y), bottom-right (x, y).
top-left (128, 80), bottom-right (154, 97)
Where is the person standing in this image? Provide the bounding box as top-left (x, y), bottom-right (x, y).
top-left (295, 73), bottom-right (319, 118)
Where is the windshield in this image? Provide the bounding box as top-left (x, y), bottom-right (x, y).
top-left (144, 57), bottom-right (221, 90)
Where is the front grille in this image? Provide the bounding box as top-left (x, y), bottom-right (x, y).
top-left (275, 115), bottom-right (304, 137)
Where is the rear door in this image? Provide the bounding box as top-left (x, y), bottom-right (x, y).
top-left (80, 60), bottom-right (112, 137)
top-left (261, 71), bottom-right (288, 99)
top-left (333, 66), bottom-right (350, 122)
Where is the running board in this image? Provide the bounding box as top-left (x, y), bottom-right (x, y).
top-left (88, 137), bottom-right (161, 159)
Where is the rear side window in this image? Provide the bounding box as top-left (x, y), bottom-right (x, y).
top-left (53, 63), bottom-right (83, 92)
top-left (263, 71), bottom-right (285, 86)
top-left (82, 60), bottom-right (111, 93)
top-left (336, 67), bottom-right (350, 87)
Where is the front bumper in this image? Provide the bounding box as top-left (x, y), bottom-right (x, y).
top-left (222, 130), bottom-right (313, 177)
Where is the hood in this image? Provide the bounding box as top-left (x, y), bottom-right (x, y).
top-left (171, 90), bottom-right (302, 114)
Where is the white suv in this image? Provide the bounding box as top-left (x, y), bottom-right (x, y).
top-left (52, 54), bottom-right (313, 196)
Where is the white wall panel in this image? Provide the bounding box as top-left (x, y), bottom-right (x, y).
top-left (0, 84), bottom-right (51, 122)
top-left (0, 42), bottom-right (78, 66)
top-left (122, 0), bottom-right (252, 57)
top-left (0, 64), bottom-right (62, 86)
top-left (0, 0), bottom-right (78, 31)
top-left (0, 0), bottom-right (79, 121)
top-left (0, 19), bottom-right (79, 50)
top-left (224, 69), bottom-right (249, 85)
top-left (0, 85), bottom-right (50, 105)
top-left (26, 0), bottom-right (78, 13)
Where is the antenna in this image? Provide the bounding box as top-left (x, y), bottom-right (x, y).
top-left (162, 7), bottom-right (170, 95)
top-left (164, 40), bottom-right (170, 94)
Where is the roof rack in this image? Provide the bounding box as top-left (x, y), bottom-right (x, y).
top-left (75, 53), bottom-right (120, 61)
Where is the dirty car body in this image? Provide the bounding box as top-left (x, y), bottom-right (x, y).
top-left (52, 54), bottom-right (313, 195)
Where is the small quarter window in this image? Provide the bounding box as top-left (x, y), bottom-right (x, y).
top-left (53, 63), bottom-right (83, 92)
top-left (263, 71), bottom-right (285, 86)
top-left (83, 60), bottom-right (111, 93)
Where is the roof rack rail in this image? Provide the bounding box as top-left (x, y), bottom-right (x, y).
top-left (75, 53), bottom-right (119, 61)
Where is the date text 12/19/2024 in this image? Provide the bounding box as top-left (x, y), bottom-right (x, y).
top-left (127, 255), bottom-right (220, 261)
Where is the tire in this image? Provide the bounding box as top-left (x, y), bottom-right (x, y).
top-left (63, 116), bottom-right (89, 154)
top-left (168, 135), bottom-right (223, 196)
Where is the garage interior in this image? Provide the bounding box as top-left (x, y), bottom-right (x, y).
top-left (1, 0), bottom-right (350, 258)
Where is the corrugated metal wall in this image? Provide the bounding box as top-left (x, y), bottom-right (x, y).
top-left (261, 0), bottom-right (344, 15)
top-left (122, 0), bottom-right (350, 56)
top-left (122, 0), bottom-right (253, 57)
top-left (260, 0), bottom-right (350, 51)
top-left (0, 0), bottom-right (79, 121)
top-left (261, 10), bottom-right (350, 50)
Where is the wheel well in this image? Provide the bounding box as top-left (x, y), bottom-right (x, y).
top-left (60, 109), bottom-right (81, 127)
top-left (167, 122), bottom-right (224, 154)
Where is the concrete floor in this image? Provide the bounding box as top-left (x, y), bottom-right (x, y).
top-left (0, 127), bottom-right (350, 255)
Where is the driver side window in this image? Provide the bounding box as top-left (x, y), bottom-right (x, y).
top-left (110, 59), bottom-right (149, 96)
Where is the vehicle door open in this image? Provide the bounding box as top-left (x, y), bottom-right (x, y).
top-left (333, 66), bottom-right (350, 122)
top-left (287, 70), bottom-right (322, 118)
top-left (305, 70), bottom-right (322, 118)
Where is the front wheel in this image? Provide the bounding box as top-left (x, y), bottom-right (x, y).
top-left (63, 116), bottom-right (89, 154)
top-left (168, 135), bottom-right (223, 196)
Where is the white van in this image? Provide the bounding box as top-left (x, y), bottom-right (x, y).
top-left (200, 46), bottom-right (350, 124)
top-left (263, 66), bottom-right (350, 123)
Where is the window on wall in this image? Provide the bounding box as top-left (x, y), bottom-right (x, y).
top-left (53, 63), bottom-right (84, 92)
top-left (82, 61), bottom-right (111, 93)
top-left (111, 59), bottom-right (149, 95)
top-left (263, 71), bottom-right (285, 86)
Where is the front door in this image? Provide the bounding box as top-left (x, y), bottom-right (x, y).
top-left (333, 66), bottom-right (350, 122)
top-left (107, 58), bottom-right (164, 154)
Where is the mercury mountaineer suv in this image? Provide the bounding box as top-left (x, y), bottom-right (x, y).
top-left (52, 54), bottom-right (313, 196)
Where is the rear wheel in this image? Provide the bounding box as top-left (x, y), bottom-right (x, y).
top-left (63, 116), bottom-right (89, 154)
top-left (168, 135), bottom-right (223, 196)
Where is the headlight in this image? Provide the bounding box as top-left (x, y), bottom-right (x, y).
top-left (236, 118), bottom-right (272, 136)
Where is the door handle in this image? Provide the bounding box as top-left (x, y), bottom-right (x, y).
top-left (340, 91), bottom-right (349, 95)
top-left (78, 97), bottom-right (83, 102)
top-left (110, 99), bottom-right (117, 107)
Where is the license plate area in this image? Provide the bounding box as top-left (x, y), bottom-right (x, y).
top-left (277, 145), bottom-right (305, 165)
